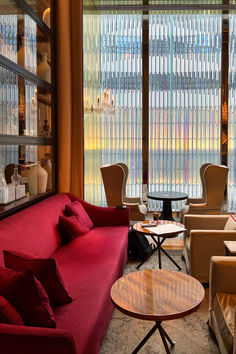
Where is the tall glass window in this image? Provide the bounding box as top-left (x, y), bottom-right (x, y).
top-left (149, 14), bottom-right (222, 210)
top-left (84, 14), bottom-right (143, 205)
top-left (228, 14), bottom-right (236, 211)
top-left (83, 5), bottom-right (236, 211)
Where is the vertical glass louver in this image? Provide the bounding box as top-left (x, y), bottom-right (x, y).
top-left (228, 14), bottom-right (236, 211)
top-left (84, 14), bottom-right (143, 205)
top-left (148, 14), bottom-right (222, 210)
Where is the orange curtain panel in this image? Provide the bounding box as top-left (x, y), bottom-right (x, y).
top-left (57, 0), bottom-right (84, 198)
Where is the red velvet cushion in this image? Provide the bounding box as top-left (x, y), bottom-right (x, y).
top-left (0, 295), bottom-right (24, 325)
top-left (4, 250), bottom-right (72, 306)
top-left (59, 216), bottom-right (89, 242)
top-left (66, 201), bottom-right (94, 229)
top-left (0, 266), bottom-right (56, 328)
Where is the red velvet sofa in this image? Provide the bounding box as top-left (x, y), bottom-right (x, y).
top-left (0, 193), bottom-right (129, 354)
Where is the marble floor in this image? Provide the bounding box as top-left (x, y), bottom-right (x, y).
top-left (100, 250), bottom-right (219, 354)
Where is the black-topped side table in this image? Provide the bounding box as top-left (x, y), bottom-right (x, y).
top-left (147, 191), bottom-right (188, 221)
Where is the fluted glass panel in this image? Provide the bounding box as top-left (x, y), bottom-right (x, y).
top-left (228, 14), bottom-right (236, 211)
top-left (149, 14), bottom-right (222, 211)
top-left (84, 14), bottom-right (143, 205)
top-left (0, 67), bottom-right (18, 134)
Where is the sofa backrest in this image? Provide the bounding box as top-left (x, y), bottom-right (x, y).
top-left (0, 193), bottom-right (72, 266)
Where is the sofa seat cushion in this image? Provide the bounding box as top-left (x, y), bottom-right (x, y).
top-left (213, 292), bottom-right (236, 353)
top-left (52, 225), bottom-right (128, 354)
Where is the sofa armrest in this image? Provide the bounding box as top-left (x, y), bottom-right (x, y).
top-left (0, 324), bottom-right (77, 354)
top-left (209, 256), bottom-right (236, 312)
top-left (189, 230), bottom-right (236, 281)
top-left (67, 193), bottom-right (130, 227)
top-left (184, 214), bottom-right (229, 234)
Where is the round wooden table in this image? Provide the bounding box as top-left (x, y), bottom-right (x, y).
top-left (147, 191), bottom-right (188, 221)
top-left (133, 220), bottom-right (185, 270)
top-left (111, 269), bottom-right (204, 354)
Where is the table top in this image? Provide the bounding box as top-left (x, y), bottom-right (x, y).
top-left (133, 220), bottom-right (185, 238)
top-left (224, 241), bottom-right (236, 254)
top-left (147, 191), bottom-right (188, 201)
top-left (111, 269), bottom-right (204, 322)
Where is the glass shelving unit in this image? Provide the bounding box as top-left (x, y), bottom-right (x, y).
top-left (0, 0), bottom-right (56, 219)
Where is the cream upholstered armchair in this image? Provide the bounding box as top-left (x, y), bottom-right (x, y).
top-left (209, 256), bottom-right (236, 354)
top-left (183, 213), bottom-right (236, 283)
top-left (185, 162), bottom-right (213, 205)
top-left (114, 162), bottom-right (142, 204)
top-left (181, 164), bottom-right (229, 223)
top-left (100, 163), bottom-right (147, 221)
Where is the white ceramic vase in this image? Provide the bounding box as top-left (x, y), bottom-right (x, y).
top-left (28, 164), bottom-right (48, 195)
top-left (42, 159), bottom-right (52, 191)
top-left (37, 52), bottom-right (51, 83)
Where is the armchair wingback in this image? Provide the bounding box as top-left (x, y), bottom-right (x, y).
top-left (181, 164), bottom-right (229, 222)
top-left (186, 162), bottom-right (213, 205)
top-left (100, 163), bottom-right (147, 221)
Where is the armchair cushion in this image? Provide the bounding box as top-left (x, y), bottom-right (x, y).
top-left (3, 250), bottom-right (72, 306)
top-left (66, 201), bottom-right (94, 229)
top-left (213, 292), bottom-right (236, 353)
top-left (0, 295), bottom-right (24, 325)
top-left (0, 266), bottom-right (56, 328)
top-left (224, 214), bottom-right (236, 230)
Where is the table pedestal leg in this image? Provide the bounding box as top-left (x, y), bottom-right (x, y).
top-left (161, 247), bottom-right (181, 270)
top-left (160, 200), bottom-right (175, 221)
top-left (150, 236), bottom-right (181, 271)
top-left (132, 321), bottom-right (175, 354)
top-left (158, 236), bottom-right (162, 268)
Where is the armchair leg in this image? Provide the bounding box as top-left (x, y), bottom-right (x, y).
top-left (207, 321), bottom-right (218, 346)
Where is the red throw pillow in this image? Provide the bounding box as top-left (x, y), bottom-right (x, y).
top-left (0, 295), bottom-right (24, 325)
top-left (66, 201), bottom-right (94, 229)
top-left (59, 215), bottom-right (89, 242)
top-left (0, 266), bottom-right (56, 328)
top-left (4, 250), bottom-right (72, 306)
